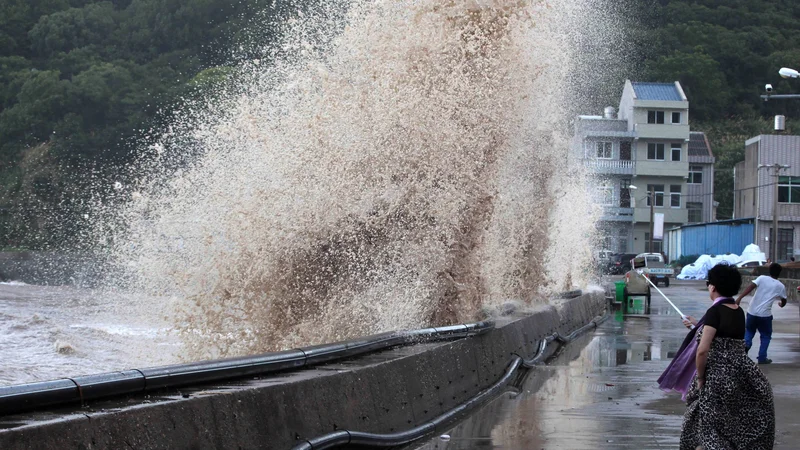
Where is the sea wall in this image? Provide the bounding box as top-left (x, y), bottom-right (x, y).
top-left (742, 275), bottom-right (800, 303)
top-left (0, 291), bottom-right (606, 450)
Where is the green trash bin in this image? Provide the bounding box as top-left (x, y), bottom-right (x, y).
top-left (615, 280), bottom-right (625, 304)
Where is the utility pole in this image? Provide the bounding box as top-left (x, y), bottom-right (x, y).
top-left (754, 172), bottom-right (760, 246)
top-left (649, 185), bottom-right (655, 253)
top-left (773, 169), bottom-right (779, 261)
top-left (755, 165), bottom-right (771, 249)
top-left (759, 163), bottom-right (791, 261)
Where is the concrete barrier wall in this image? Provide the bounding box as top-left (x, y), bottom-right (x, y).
top-left (0, 291), bottom-right (605, 450)
top-left (742, 275), bottom-right (799, 303)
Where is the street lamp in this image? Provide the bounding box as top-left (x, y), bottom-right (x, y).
top-left (761, 68), bottom-right (800, 100)
top-left (629, 185), bottom-right (657, 253)
top-left (779, 67), bottom-right (800, 79)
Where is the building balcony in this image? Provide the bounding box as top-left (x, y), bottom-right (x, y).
top-left (634, 123), bottom-right (690, 140)
top-left (599, 206), bottom-right (634, 222)
top-left (633, 207), bottom-right (688, 224)
top-left (583, 159), bottom-right (635, 175)
top-left (634, 160), bottom-right (689, 177)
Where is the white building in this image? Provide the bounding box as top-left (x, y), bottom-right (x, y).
top-left (575, 80), bottom-right (715, 254)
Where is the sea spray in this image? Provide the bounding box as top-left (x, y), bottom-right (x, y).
top-left (97, 0), bottom-right (615, 360)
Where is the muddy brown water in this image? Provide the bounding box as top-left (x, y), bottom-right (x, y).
top-left (0, 282), bottom-right (181, 385)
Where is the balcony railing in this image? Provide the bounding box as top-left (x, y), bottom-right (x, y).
top-left (599, 206), bottom-right (634, 222)
top-left (583, 159), bottom-right (635, 175)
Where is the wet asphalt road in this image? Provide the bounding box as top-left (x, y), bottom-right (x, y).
top-left (414, 279), bottom-right (800, 449)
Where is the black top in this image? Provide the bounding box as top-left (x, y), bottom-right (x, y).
top-left (704, 302), bottom-right (745, 339)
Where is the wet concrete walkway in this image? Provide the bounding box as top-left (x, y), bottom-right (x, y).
top-left (414, 279), bottom-right (800, 449)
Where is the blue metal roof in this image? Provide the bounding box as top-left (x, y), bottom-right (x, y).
top-left (632, 82), bottom-right (683, 101)
top-left (668, 217), bottom-right (755, 231)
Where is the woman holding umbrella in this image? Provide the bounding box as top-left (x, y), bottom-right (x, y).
top-left (660, 263), bottom-right (775, 449)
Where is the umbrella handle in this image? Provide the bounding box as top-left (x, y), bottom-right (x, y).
top-left (636, 270), bottom-right (685, 317)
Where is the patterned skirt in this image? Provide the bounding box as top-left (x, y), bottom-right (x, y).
top-left (680, 336), bottom-right (775, 450)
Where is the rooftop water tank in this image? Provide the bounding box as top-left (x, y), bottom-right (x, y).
top-left (604, 106), bottom-right (616, 119)
top-left (775, 115), bottom-right (786, 132)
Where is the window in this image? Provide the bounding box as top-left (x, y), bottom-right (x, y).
top-left (778, 176), bottom-right (800, 204)
top-left (688, 165), bottom-right (703, 184)
top-left (620, 141), bottom-right (632, 160)
top-left (647, 110), bottom-right (665, 124)
top-left (644, 233), bottom-right (663, 253)
top-left (779, 229), bottom-right (794, 261)
top-left (768, 228), bottom-right (794, 261)
top-left (618, 228), bottom-right (628, 253)
top-left (619, 179), bottom-right (631, 208)
top-left (647, 143), bottom-right (665, 160)
top-left (671, 112), bottom-right (681, 124)
top-left (597, 182), bottom-right (613, 206)
top-left (688, 202), bottom-right (702, 223)
top-left (646, 184), bottom-right (665, 207)
top-left (670, 185), bottom-right (681, 208)
top-left (596, 141), bottom-right (612, 159)
top-left (671, 143), bottom-right (681, 161)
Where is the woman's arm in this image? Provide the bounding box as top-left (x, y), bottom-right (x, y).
top-left (696, 325), bottom-right (717, 389)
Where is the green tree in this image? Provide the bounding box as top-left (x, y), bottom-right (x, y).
top-left (0, 56), bottom-right (33, 109)
top-left (0, 70), bottom-right (69, 148)
top-left (646, 49), bottom-right (731, 121)
top-left (28, 2), bottom-right (117, 57)
top-left (0, 0), bottom-right (72, 56)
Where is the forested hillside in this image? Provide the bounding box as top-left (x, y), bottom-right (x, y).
top-left (639, 0), bottom-right (800, 220)
top-left (0, 0), bottom-right (294, 248)
top-left (1, 0), bottom-right (800, 248)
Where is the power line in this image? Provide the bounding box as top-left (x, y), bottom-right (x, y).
top-left (621, 179), bottom-right (787, 202)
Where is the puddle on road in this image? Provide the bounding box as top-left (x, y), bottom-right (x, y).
top-left (413, 309), bottom-right (690, 449)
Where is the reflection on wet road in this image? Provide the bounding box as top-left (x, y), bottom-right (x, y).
top-left (415, 279), bottom-right (800, 449)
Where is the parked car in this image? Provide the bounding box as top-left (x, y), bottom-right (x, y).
top-left (735, 259), bottom-right (766, 268)
top-left (595, 250), bottom-right (615, 274)
top-left (607, 253), bottom-right (638, 275)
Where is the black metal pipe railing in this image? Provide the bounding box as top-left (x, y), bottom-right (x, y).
top-left (292, 357), bottom-right (525, 450)
top-left (0, 290), bottom-right (590, 420)
top-left (0, 321), bottom-right (494, 416)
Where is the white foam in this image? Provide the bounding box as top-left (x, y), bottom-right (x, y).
top-left (69, 323), bottom-right (163, 337)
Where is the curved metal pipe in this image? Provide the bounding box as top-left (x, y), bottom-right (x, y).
top-left (521, 335), bottom-right (556, 368)
top-left (293, 357), bottom-right (524, 450)
top-left (294, 311), bottom-right (611, 449)
top-left (561, 313), bottom-right (609, 342)
top-left (553, 289), bottom-right (583, 299)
